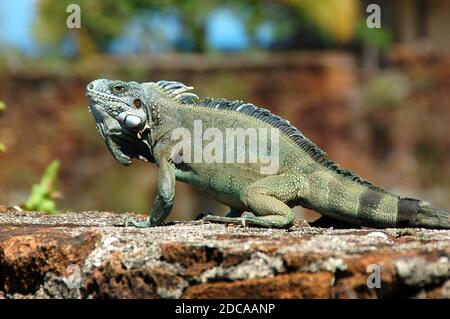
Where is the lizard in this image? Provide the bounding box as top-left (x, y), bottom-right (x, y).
top-left (86, 79), bottom-right (450, 229)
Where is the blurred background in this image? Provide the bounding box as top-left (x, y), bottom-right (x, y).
top-left (0, 0), bottom-right (449, 221)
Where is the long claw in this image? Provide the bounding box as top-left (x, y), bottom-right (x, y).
top-left (202, 212), bottom-right (256, 227)
top-left (195, 212), bottom-right (214, 220)
top-left (241, 212), bottom-right (256, 227)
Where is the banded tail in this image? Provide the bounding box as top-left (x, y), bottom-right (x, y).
top-left (388, 196), bottom-right (450, 229)
top-left (414, 202), bottom-right (450, 229)
top-left (353, 190), bottom-right (450, 229)
top-left (305, 171), bottom-right (450, 229)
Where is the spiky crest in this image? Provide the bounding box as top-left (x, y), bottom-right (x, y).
top-left (151, 80), bottom-right (375, 188)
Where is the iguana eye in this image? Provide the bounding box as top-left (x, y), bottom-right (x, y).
top-left (113, 85), bottom-right (125, 93)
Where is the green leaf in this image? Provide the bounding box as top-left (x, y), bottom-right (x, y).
top-left (23, 160), bottom-right (61, 214)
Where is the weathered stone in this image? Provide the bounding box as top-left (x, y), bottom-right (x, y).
top-left (84, 252), bottom-right (159, 299)
top-left (160, 243), bottom-right (223, 277)
top-left (0, 209), bottom-right (449, 299)
top-left (183, 272), bottom-right (334, 299)
top-left (0, 224), bottom-right (99, 294)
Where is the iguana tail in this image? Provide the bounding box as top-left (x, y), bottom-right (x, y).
top-left (303, 171), bottom-right (450, 229)
top-left (338, 192), bottom-right (449, 229)
top-left (354, 192), bottom-right (450, 229)
top-left (392, 196), bottom-right (450, 229)
top-left (414, 202), bottom-right (450, 229)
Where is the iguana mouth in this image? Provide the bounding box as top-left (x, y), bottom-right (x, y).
top-left (137, 124), bottom-right (151, 140)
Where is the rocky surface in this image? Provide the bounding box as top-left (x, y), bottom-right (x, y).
top-left (0, 207), bottom-right (449, 299)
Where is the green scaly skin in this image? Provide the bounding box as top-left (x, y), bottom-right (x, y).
top-left (86, 79), bottom-right (450, 229)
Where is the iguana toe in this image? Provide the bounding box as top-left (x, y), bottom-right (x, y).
top-left (124, 216), bottom-right (152, 228)
top-left (241, 212), bottom-right (256, 227)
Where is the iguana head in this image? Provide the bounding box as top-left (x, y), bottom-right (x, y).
top-left (86, 79), bottom-right (149, 132)
top-left (86, 79), bottom-right (154, 165)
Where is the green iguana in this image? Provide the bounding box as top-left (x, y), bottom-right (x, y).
top-left (86, 79), bottom-right (449, 229)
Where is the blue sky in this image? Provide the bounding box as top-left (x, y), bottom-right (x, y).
top-left (0, 0), bottom-right (37, 53)
top-left (0, 1), bottom-right (273, 55)
top-left (207, 9), bottom-right (250, 51)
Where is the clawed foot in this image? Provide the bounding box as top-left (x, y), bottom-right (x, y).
top-left (202, 212), bottom-right (256, 227)
top-left (124, 216), bottom-right (152, 228)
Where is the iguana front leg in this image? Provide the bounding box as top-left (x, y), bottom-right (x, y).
top-left (125, 145), bottom-right (175, 228)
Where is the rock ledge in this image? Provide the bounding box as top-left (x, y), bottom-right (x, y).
top-left (0, 208), bottom-right (449, 299)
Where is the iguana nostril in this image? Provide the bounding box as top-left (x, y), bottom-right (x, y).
top-left (88, 83), bottom-right (94, 90)
top-left (133, 99), bottom-right (142, 109)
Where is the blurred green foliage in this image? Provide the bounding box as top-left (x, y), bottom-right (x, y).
top-left (285, 0), bottom-right (359, 43)
top-left (362, 70), bottom-right (410, 110)
top-left (356, 20), bottom-right (392, 52)
top-left (35, 0), bottom-right (371, 57)
top-left (23, 160), bottom-right (61, 214)
top-left (36, 0), bottom-right (230, 55)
